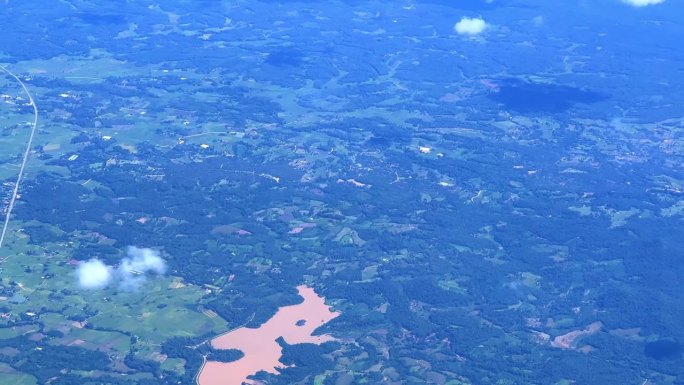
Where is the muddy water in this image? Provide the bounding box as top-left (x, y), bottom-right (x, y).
top-left (197, 285), bottom-right (340, 385)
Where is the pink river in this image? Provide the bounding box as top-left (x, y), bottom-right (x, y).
top-left (197, 285), bottom-right (340, 385)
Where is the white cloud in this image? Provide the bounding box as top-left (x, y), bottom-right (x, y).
top-left (76, 259), bottom-right (113, 290)
top-left (75, 247), bottom-right (166, 291)
top-left (120, 246), bottom-right (167, 275)
top-left (621, 0), bottom-right (664, 6)
top-left (117, 247), bottom-right (167, 290)
top-left (454, 17), bottom-right (487, 36)
top-left (532, 16), bottom-right (544, 27)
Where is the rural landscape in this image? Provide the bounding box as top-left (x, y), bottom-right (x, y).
top-left (1, 0), bottom-right (683, 384)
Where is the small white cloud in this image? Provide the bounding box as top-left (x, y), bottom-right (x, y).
top-left (532, 16), bottom-right (544, 27)
top-left (454, 17), bottom-right (487, 36)
top-left (117, 247), bottom-right (167, 290)
top-left (121, 246), bottom-right (167, 275)
top-left (75, 246), bottom-right (167, 291)
top-left (76, 259), bottom-right (113, 290)
top-left (621, 0), bottom-right (664, 6)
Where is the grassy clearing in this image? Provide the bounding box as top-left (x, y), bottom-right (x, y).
top-left (0, 363), bottom-right (37, 385)
top-left (0, 229), bottom-right (228, 379)
top-left (0, 373), bottom-right (37, 385)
